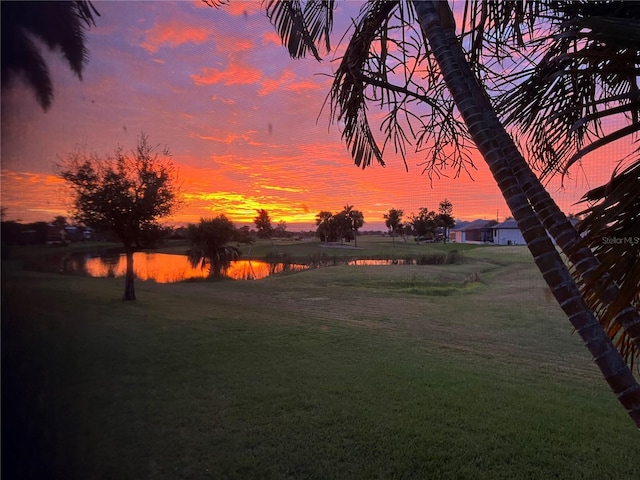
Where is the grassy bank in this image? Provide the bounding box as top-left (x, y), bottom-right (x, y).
top-left (158, 235), bottom-right (482, 264)
top-left (2, 245), bottom-right (639, 479)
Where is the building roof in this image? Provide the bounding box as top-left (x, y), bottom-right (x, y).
top-left (493, 219), bottom-right (519, 229)
top-left (452, 219), bottom-right (491, 231)
top-left (452, 220), bottom-right (469, 231)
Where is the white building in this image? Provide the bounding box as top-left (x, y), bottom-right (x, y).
top-left (450, 219), bottom-right (494, 243)
top-left (493, 219), bottom-right (525, 245)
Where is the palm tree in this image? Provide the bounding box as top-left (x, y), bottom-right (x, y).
top-left (383, 208), bottom-right (403, 247)
top-left (315, 210), bottom-right (333, 242)
top-left (487, 1), bottom-right (640, 363)
top-left (259, 0), bottom-right (640, 426)
top-left (188, 216), bottom-right (240, 278)
top-left (453, 0), bottom-right (640, 363)
top-left (1, 1), bottom-right (99, 110)
top-left (341, 204), bottom-right (354, 244)
top-left (411, 1), bottom-right (639, 425)
top-left (349, 208), bottom-right (365, 247)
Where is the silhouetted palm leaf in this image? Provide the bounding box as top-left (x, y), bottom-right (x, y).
top-left (265, 0), bottom-right (335, 61)
top-left (1, 1), bottom-right (98, 110)
top-left (496, 2), bottom-right (640, 178)
top-left (327, 1), bottom-right (472, 177)
top-left (577, 161), bottom-right (640, 366)
top-left (460, 0), bottom-right (544, 74)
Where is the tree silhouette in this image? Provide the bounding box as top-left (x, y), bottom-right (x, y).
top-left (58, 133), bottom-right (180, 300)
top-left (383, 208), bottom-right (404, 247)
top-left (188, 216), bottom-right (240, 278)
top-left (345, 205), bottom-right (365, 247)
top-left (315, 210), bottom-right (333, 242)
top-left (411, 208), bottom-right (436, 242)
top-left (436, 200), bottom-right (455, 243)
top-left (254, 209), bottom-right (273, 239)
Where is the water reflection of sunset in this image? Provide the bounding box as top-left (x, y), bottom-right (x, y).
top-left (83, 253), bottom-right (307, 282)
top-left (85, 253), bottom-right (207, 283)
top-left (225, 260), bottom-right (308, 280)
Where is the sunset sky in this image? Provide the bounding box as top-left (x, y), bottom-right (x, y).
top-left (1, 1), bottom-right (620, 231)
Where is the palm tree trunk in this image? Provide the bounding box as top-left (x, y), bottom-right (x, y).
top-left (412, 0), bottom-right (640, 427)
top-left (123, 246), bottom-right (136, 301)
top-left (496, 122), bottom-right (640, 353)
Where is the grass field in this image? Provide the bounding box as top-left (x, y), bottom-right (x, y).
top-left (2, 239), bottom-right (640, 479)
top-left (159, 234), bottom-right (484, 262)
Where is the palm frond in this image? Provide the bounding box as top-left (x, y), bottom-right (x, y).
top-left (265, 0), bottom-right (331, 61)
top-left (1, 1), bottom-right (98, 110)
top-left (496, 1), bottom-right (640, 179)
top-left (576, 160), bottom-right (640, 367)
top-left (303, 0), bottom-right (334, 54)
top-left (328, 0), bottom-right (399, 169)
top-left (4, 27), bottom-right (54, 109)
top-left (201, 0), bottom-right (229, 7)
top-left (460, 0), bottom-right (545, 74)
top-left (328, 1), bottom-right (472, 178)
top-left (19, 2), bottom-right (95, 77)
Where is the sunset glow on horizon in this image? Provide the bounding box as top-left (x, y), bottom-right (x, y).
top-left (1, 1), bottom-right (622, 231)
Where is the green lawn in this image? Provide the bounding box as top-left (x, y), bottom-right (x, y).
top-left (2, 243), bottom-right (639, 479)
top-left (158, 235), bottom-right (483, 268)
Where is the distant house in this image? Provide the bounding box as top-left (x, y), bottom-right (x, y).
top-left (492, 219), bottom-right (525, 245)
top-left (46, 225), bottom-right (91, 245)
top-left (46, 225), bottom-right (68, 245)
top-left (64, 226), bottom-right (91, 242)
top-left (450, 219), bottom-right (494, 243)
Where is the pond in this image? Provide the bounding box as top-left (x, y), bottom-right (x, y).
top-left (52, 250), bottom-right (453, 283)
top-left (59, 251), bottom-right (309, 282)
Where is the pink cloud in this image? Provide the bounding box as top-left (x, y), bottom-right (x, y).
top-left (142, 20), bottom-right (211, 54)
top-left (211, 94), bottom-right (236, 104)
top-left (192, 131), bottom-right (263, 147)
top-left (258, 69), bottom-right (324, 96)
top-left (258, 70), bottom-right (297, 96)
top-left (286, 78), bottom-right (324, 94)
top-left (191, 58), bottom-right (262, 86)
top-left (224, 1), bottom-right (263, 17)
top-left (214, 36), bottom-right (255, 53)
top-left (262, 31), bottom-right (282, 47)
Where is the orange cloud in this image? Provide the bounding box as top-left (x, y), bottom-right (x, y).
top-left (181, 189), bottom-right (311, 225)
top-left (258, 69), bottom-right (324, 96)
top-left (259, 184), bottom-right (306, 193)
top-left (142, 20), bottom-right (211, 54)
top-left (287, 78), bottom-right (325, 94)
top-left (1, 171), bottom-right (68, 222)
top-left (192, 131), bottom-right (263, 147)
top-left (262, 30), bottom-right (282, 47)
top-left (200, 33), bottom-right (257, 55)
top-left (191, 58), bottom-right (262, 86)
top-left (258, 70), bottom-right (296, 95)
top-left (211, 94), bottom-right (236, 104)
top-left (224, 1), bottom-right (263, 17)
